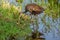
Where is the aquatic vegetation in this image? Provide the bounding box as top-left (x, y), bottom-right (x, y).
top-left (0, 1), bottom-right (32, 40)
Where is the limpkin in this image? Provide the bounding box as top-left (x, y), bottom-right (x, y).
top-left (23, 3), bottom-right (45, 39)
top-left (23, 3), bottom-right (44, 15)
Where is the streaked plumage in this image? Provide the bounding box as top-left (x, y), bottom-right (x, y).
top-left (24, 3), bottom-right (44, 15)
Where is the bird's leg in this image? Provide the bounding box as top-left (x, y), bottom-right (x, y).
top-left (34, 15), bottom-right (39, 38)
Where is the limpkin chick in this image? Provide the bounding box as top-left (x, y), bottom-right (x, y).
top-left (24, 3), bottom-right (44, 15)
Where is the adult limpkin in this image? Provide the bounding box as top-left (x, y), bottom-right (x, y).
top-left (23, 3), bottom-right (45, 39)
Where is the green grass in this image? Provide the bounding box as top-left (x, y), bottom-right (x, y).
top-left (0, 2), bottom-right (32, 40)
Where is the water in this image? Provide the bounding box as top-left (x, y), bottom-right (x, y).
top-left (6, 0), bottom-right (60, 40)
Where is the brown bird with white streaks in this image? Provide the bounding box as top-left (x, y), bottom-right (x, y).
top-left (24, 3), bottom-right (44, 15)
